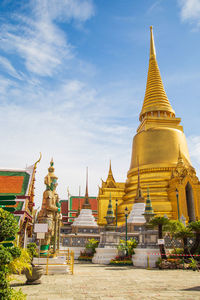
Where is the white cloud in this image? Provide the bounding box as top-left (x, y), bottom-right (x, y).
top-left (0, 75), bottom-right (132, 207)
top-left (0, 56), bottom-right (22, 80)
top-left (178, 0), bottom-right (200, 26)
top-left (0, 0), bottom-right (137, 208)
top-left (0, 0), bottom-right (94, 76)
top-left (187, 135), bottom-right (200, 176)
top-left (33, 0), bottom-right (95, 22)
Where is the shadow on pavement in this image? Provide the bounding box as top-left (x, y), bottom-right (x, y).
top-left (182, 286), bottom-right (200, 291)
top-left (10, 283), bottom-right (26, 287)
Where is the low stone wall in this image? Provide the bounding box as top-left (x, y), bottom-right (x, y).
top-left (61, 233), bottom-right (139, 248)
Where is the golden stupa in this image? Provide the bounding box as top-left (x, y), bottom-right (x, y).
top-left (115, 26), bottom-right (200, 224)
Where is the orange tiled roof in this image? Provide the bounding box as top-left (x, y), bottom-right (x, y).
top-left (0, 171), bottom-right (30, 195)
top-left (0, 176), bottom-right (24, 194)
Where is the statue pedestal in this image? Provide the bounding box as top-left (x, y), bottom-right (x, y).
top-left (92, 248), bottom-right (117, 264)
top-left (92, 231), bottom-right (121, 265)
top-left (132, 248), bottom-right (159, 268)
top-left (132, 228), bottom-right (159, 268)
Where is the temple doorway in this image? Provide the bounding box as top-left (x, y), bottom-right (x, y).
top-left (185, 182), bottom-right (195, 222)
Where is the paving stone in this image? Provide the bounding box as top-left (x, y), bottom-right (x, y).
top-left (12, 264), bottom-right (200, 299)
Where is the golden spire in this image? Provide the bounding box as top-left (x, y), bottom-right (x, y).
top-left (139, 26), bottom-right (175, 121)
top-left (106, 160), bottom-right (115, 182)
top-left (106, 160), bottom-right (116, 188)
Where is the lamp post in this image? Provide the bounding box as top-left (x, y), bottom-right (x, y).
top-left (176, 188), bottom-right (180, 221)
top-left (124, 206), bottom-right (129, 247)
top-left (115, 199), bottom-right (118, 230)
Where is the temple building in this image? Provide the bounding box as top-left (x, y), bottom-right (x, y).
top-left (67, 195), bottom-right (97, 224)
top-left (97, 161), bottom-right (125, 226)
top-left (101, 27), bottom-right (200, 225)
top-left (0, 154), bottom-right (41, 246)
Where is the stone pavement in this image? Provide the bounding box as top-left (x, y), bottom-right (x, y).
top-left (12, 263), bottom-right (200, 299)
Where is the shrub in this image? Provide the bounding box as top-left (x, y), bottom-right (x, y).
top-left (8, 248), bottom-right (31, 275)
top-left (27, 243), bottom-right (38, 262)
top-left (0, 208), bottom-right (19, 243)
top-left (85, 239), bottom-right (99, 254)
top-left (189, 258), bottom-right (198, 271)
top-left (0, 245), bottom-right (13, 266)
top-left (8, 247), bottom-right (22, 260)
top-left (110, 259), bottom-right (132, 266)
top-left (0, 210), bottom-right (26, 299)
top-left (11, 288), bottom-right (27, 300)
top-left (78, 256), bottom-right (93, 262)
top-left (0, 246), bottom-right (13, 300)
top-left (117, 238), bottom-right (137, 256)
top-left (168, 248), bottom-right (184, 259)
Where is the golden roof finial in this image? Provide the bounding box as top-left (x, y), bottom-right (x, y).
top-left (35, 152), bottom-right (42, 167)
top-left (106, 160), bottom-right (115, 182)
top-left (139, 26), bottom-right (175, 121)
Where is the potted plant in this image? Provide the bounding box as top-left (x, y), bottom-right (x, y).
top-left (24, 243), bottom-right (43, 285)
top-left (85, 239), bottom-right (99, 255)
top-left (117, 238), bottom-right (137, 258)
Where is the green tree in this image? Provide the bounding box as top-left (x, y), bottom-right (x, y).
top-left (188, 221), bottom-right (200, 254)
top-left (0, 208), bottom-right (19, 243)
top-left (149, 216), bottom-right (169, 259)
top-left (164, 220), bottom-right (184, 252)
top-left (174, 227), bottom-right (194, 255)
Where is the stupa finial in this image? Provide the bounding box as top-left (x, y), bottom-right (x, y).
top-left (82, 167), bottom-right (91, 209)
top-left (150, 26), bottom-right (156, 58)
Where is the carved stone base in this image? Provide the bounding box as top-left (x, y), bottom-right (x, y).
top-left (132, 248), bottom-right (159, 268)
top-left (92, 248), bottom-right (117, 265)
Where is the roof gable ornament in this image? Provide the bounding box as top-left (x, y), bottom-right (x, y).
top-left (106, 160), bottom-right (116, 188)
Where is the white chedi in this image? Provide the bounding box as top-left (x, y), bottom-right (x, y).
top-left (127, 203), bottom-right (146, 225)
top-left (72, 209), bottom-right (98, 227)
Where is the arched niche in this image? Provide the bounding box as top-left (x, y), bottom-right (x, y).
top-left (185, 182), bottom-right (196, 222)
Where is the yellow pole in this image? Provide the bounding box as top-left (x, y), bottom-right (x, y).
top-left (72, 251), bottom-right (74, 275)
top-left (67, 248), bottom-right (69, 264)
top-left (46, 251), bottom-right (49, 275)
top-left (147, 255), bottom-right (150, 270)
top-left (70, 251), bottom-right (74, 275)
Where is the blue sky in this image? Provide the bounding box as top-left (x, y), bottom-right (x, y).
top-left (0, 0), bottom-right (200, 207)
